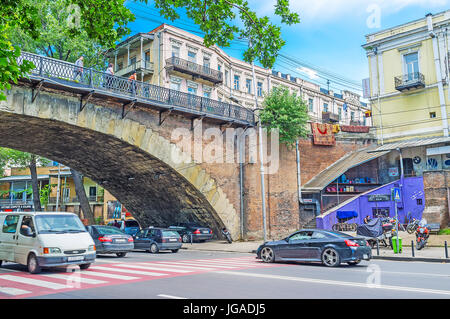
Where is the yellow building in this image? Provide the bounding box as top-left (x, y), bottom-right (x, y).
top-left (363, 11), bottom-right (450, 143)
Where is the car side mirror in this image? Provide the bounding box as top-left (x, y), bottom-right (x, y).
top-left (284, 237), bottom-right (289, 242)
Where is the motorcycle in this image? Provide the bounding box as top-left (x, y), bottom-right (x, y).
top-left (381, 219), bottom-right (396, 248)
top-left (415, 218), bottom-right (430, 250)
top-left (221, 228), bottom-right (232, 244)
top-left (406, 218), bottom-right (420, 234)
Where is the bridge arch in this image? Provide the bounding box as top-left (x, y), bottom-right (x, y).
top-left (0, 86), bottom-right (240, 238)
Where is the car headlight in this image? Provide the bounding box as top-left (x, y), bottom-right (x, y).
top-left (88, 245), bottom-right (96, 251)
top-left (43, 247), bottom-right (61, 254)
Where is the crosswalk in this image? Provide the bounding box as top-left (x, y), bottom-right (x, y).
top-left (0, 256), bottom-right (274, 298)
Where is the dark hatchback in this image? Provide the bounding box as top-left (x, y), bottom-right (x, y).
top-left (86, 225), bottom-right (134, 257)
top-left (168, 223), bottom-right (213, 243)
top-left (133, 227), bottom-right (182, 253)
top-left (256, 229), bottom-right (372, 267)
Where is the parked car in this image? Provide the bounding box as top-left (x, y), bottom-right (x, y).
top-left (133, 227), bottom-right (182, 253)
top-left (168, 222), bottom-right (213, 243)
top-left (86, 225), bottom-right (134, 257)
top-left (256, 229), bottom-right (372, 267)
top-left (0, 212), bottom-right (96, 274)
top-left (107, 219), bottom-right (140, 236)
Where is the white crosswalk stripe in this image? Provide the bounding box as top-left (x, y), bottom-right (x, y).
top-left (173, 261), bottom-right (246, 268)
top-left (0, 275), bottom-right (68, 290)
top-left (114, 264), bottom-right (193, 273)
top-left (153, 262), bottom-right (216, 271)
top-left (195, 259), bottom-right (264, 265)
top-left (0, 287), bottom-right (31, 296)
top-left (80, 271), bottom-right (139, 280)
top-left (40, 273), bottom-right (108, 284)
top-left (92, 266), bottom-right (167, 276)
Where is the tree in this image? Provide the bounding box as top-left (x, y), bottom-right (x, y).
top-left (0, 148), bottom-right (50, 211)
top-left (70, 168), bottom-right (95, 225)
top-left (259, 86), bottom-right (309, 147)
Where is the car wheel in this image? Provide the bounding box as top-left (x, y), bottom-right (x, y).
top-left (116, 252), bottom-right (127, 258)
top-left (347, 260), bottom-right (361, 266)
top-left (150, 243), bottom-right (159, 254)
top-left (321, 248), bottom-right (341, 267)
top-left (182, 234), bottom-right (190, 243)
top-left (80, 263), bottom-right (91, 270)
top-left (171, 249), bottom-right (179, 253)
top-left (27, 253), bottom-right (41, 274)
top-left (260, 247), bottom-right (275, 263)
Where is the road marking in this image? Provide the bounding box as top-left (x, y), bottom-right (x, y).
top-left (172, 261), bottom-right (240, 268)
top-left (0, 287), bottom-right (31, 296)
top-left (40, 273), bottom-right (108, 284)
top-left (157, 294), bottom-right (187, 299)
top-left (217, 271), bottom-right (450, 296)
top-left (115, 264), bottom-right (193, 273)
top-left (80, 271), bottom-right (139, 280)
top-left (154, 262), bottom-right (216, 271)
top-left (195, 259), bottom-right (269, 266)
top-left (92, 266), bottom-right (167, 276)
top-left (0, 275), bottom-right (67, 290)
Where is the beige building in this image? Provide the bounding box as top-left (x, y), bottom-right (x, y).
top-left (108, 24), bottom-right (371, 127)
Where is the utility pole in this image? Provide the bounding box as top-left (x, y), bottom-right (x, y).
top-left (55, 163), bottom-right (61, 211)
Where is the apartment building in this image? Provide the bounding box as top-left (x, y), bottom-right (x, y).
top-left (363, 10), bottom-right (450, 143)
top-left (107, 24), bottom-right (370, 127)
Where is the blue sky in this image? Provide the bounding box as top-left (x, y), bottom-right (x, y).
top-left (124, 0), bottom-right (450, 95)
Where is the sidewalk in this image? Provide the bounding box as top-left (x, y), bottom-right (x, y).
top-left (181, 234), bottom-right (450, 263)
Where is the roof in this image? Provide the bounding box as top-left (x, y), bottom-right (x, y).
top-left (0, 175), bottom-right (50, 182)
top-left (302, 148), bottom-right (390, 192)
top-left (367, 136), bottom-right (450, 153)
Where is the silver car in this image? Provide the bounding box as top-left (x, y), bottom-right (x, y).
top-left (86, 225), bottom-right (134, 257)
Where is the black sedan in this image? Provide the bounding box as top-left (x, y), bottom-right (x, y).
top-left (86, 225), bottom-right (134, 257)
top-left (168, 222), bottom-right (213, 243)
top-left (256, 229), bottom-right (372, 267)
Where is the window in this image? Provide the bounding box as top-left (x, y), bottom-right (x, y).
top-left (19, 216), bottom-right (35, 236)
top-left (63, 188), bottom-right (70, 202)
top-left (246, 79), bottom-right (252, 94)
top-left (289, 231), bottom-right (313, 241)
top-left (417, 198), bottom-right (423, 205)
top-left (338, 107), bottom-right (342, 120)
top-left (129, 56), bottom-right (136, 66)
top-left (430, 112), bottom-right (436, 118)
top-left (404, 52), bottom-right (419, 79)
top-left (257, 82), bottom-right (263, 97)
top-left (203, 91), bottom-right (211, 98)
top-left (323, 103), bottom-right (328, 113)
top-left (225, 70), bottom-right (229, 87)
top-left (187, 51), bottom-right (196, 63)
top-left (188, 86), bottom-right (197, 95)
top-left (2, 215), bottom-right (19, 233)
top-left (172, 46), bottom-right (180, 58)
top-left (308, 98), bottom-right (314, 112)
top-left (89, 186), bottom-right (97, 197)
top-left (351, 111), bottom-right (355, 122)
top-left (203, 57), bottom-right (210, 68)
top-left (234, 75), bottom-right (240, 91)
top-left (218, 64), bottom-right (222, 72)
top-left (311, 231), bottom-right (328, 239)
top-left (170, 81), bottom-right (181, 91)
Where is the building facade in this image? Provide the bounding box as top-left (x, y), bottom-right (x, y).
top-left (363, 10), bottom-right (450, 143)
top-left (108, 24), bottom-right (371, 127)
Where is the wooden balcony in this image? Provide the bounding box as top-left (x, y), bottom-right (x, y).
top-left (165, 57), bottom-right (223, 84)
top-left (115, 60), bottom-right (154, 78)
top-left (322, 111), bottom-right (340, 123)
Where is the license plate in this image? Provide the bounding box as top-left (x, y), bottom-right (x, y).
top-left (363, 254), bottom-right (369, 260)
top-left (169, 238), bottom-right (177, 242)
top-left (202, 231), bottom-right (209, 234)
top-left (115, 239), bottom-right (126, 243)
top-left (68, 256), bottom-right (84, 262)
top-left (385, 233), bottom-right (391, 237)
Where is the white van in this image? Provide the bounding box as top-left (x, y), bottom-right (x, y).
top-left (0, 212), bottom-right (96, 274)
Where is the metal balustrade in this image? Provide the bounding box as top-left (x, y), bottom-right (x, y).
top-left (394, 72), bottom-right (425, 92)
top-left (16, 52), bottom-right (254, 125)
top-left (165, 56), bottom-right (223, 84)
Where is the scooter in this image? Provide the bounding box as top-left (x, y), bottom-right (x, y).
top-left (221, 228), bottom-right (232, 244)
top-left (415, 218), bottom-right (430, 250)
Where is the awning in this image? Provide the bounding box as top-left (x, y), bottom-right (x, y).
top-left (0, 175), bottom-right (50, 182)
top-left (302, 148), bottom-right (390, 192)
top-left (367, 136), bottom-right (450, 153)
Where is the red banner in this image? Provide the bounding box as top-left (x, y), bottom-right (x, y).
top-left (340, 125), bottom-right (370, 133)
top-left (311, 123), bottom-right (335, 146)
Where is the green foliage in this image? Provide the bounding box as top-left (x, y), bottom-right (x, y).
top-left (438, 228), bottom-right (450, 235)
top-left (150, 0), bottom-right (299, 68)
top-left (259, 86), bottom-right (309, 147)
top-left (0, 147), bottom-right (49, 169)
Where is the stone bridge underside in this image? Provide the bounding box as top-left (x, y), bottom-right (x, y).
top-left (0, 85), bottom-right (239, 238)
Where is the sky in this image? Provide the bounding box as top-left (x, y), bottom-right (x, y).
top-left (124, 0), bottom-right (450, 96)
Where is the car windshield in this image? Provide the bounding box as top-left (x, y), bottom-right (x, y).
top-left (162, 230), bottom-right (179, 237)
top-left (35, 214), bottom-right (86, 234)
top-left (125, 220), bottom-right (139, 228)
top-left (95, 226), bottom-right (126, 235)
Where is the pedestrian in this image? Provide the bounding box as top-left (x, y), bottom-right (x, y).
top-left (105, 63), bottom-right (114, 90)
top-left (128, 72), bottom-right (137, 95)
top-left (73, 55), bottom-right (84, 81)
top-left (364, 215), bottom-right (371, 224)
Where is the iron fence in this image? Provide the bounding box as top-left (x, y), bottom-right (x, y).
top-left (17, 52), bottom-right (254, 125)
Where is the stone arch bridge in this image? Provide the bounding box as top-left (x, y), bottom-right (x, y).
top-left (0, 52), bottom-right (302, 240)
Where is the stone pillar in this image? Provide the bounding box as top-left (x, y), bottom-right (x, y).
top-left (423, 170), bottom-right (450, 228)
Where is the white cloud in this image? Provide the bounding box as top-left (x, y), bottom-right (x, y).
top-left (250, 0), bottom-right (448, 24)
top-left (297, 67), bottom-right (319, 80)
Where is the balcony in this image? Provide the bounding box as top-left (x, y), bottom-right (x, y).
top-left (394, 72), bottom-right (425, 92)
top-left (322, 111), bottom-right (340, 123)
top-left (165, 57), bottom-right (223, 84)
top-left (47, 195), bottom-right (104, 205)
top-left (115, 59), bottom-right (154, 78)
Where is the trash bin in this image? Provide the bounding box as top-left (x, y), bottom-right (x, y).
top-left (392, 236), bottom-right (402, 254)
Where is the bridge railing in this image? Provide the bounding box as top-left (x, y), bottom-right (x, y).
top-left (17, 52), bottom-right (255, 125)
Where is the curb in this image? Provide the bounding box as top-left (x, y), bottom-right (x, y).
top-left (372, 255), bottom-right (450, 263)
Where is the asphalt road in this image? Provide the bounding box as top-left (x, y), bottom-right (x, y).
top-left (0, 250), bottom-right (449, 300)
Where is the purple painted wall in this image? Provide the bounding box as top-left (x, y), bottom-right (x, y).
top-left (316, 177), bottom-right (424, 230)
